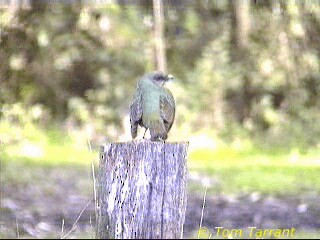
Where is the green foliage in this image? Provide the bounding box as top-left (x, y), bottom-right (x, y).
top-left (1, 1), bottom-right (320, 146)
top-left (1, 3), bottom-right (320, 239)
top-left (0, 103), bottom-right (95, 167)
top-left (1, 4), bottom-right (149, 140)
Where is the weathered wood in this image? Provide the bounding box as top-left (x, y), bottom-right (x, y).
top-left (96, 140), bottom-right (188, 239)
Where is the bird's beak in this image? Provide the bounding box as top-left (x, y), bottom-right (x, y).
top-left (166, 74), bottom-right (174, 81)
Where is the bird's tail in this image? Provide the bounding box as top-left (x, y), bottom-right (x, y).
top-left (131, 122), bottom-right (138, 139)
top-left (149, 119), bottom-right (167, 141)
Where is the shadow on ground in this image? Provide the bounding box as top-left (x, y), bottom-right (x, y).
top-left (1, 166), bottom-right (320, 239)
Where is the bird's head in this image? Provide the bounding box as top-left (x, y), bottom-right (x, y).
top-left (150, 71), bottom-right (174, 86)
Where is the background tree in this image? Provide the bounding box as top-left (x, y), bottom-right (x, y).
top-left (153, 0), bottom-right (166, 72)
top-left (1, 0), bottom-right (320, 146)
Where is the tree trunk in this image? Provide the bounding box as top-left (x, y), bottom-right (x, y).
top-left (230, 0), bottom-right (250, 55)
top-left (153, 0), bottom-right (167, 73)
top-left (230, 0), bottom-right (252, 123)
top-left (96, 140), bottom-right (189, 239)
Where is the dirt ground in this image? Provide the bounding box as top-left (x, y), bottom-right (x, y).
top-left (1, 166), bottom-right (320, 239)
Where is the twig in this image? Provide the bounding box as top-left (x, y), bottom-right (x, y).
top-left (60, 218), bottom-right (65, 239)
top-left (87, 138), bottom-right (98, 227)
top-left (198, 187), bottom-right (207, 239)
top-left (89, 215), bottom-right (93, 237)
top-left (61, 196), bottom-right (94, 239)
top-left (91, 156), bottom-right (97, 218)
top-left (16, 217), bottom-right (20, 239)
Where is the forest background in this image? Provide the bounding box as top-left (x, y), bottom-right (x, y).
top-left (1, 0), bottom-right (320, 238)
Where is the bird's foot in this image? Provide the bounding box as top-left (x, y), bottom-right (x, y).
top-left (142, 128), bottom-right (148, 139)
top-left (150, 135), bottom-right (167, 142)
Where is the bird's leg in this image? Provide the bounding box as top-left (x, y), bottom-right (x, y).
top-left (143, 128), bottom-right (148, 139)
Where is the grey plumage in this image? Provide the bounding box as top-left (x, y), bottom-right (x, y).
top-left (130, 72), bottom-right (175, 141)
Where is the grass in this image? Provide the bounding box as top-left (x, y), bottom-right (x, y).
top-left (0, 122), bottom-right (97, 196)
top-left (0, 123), bottom-right (96, 167)
top-left (1, 123), bottom-right (320, 239)
top-left (1, 121), bottom-right (320, 195)
top-left (0, 123), bottom-right (97, 239)
top-left (188, 138), bottom-right (320, 195)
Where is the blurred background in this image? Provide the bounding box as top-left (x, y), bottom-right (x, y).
top-left (1, 0), bottom-right (320, 238)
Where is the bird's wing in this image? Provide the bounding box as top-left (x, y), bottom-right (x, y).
top-left (130, 89), bottom-right (142, 123)
top-left (160, 88), bottom-right (175, 132)
top-left (130, 89), bottom-right (143, 138)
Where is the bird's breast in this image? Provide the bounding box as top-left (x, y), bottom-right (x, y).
top-left (141, 90), bottom-right (161, 126)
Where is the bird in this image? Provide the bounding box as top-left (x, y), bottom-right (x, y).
top-left (130, 71), bottom-right (175, 141)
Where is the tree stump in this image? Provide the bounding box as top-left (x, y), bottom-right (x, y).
top-left (96, 140), bottom-right (189, 239)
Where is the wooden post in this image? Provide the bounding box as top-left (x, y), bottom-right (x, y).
top-left (96, 140), bottom-right (188, 239)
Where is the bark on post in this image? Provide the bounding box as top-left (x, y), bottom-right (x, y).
top-left (96, 140), bottom-right (188, 239)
